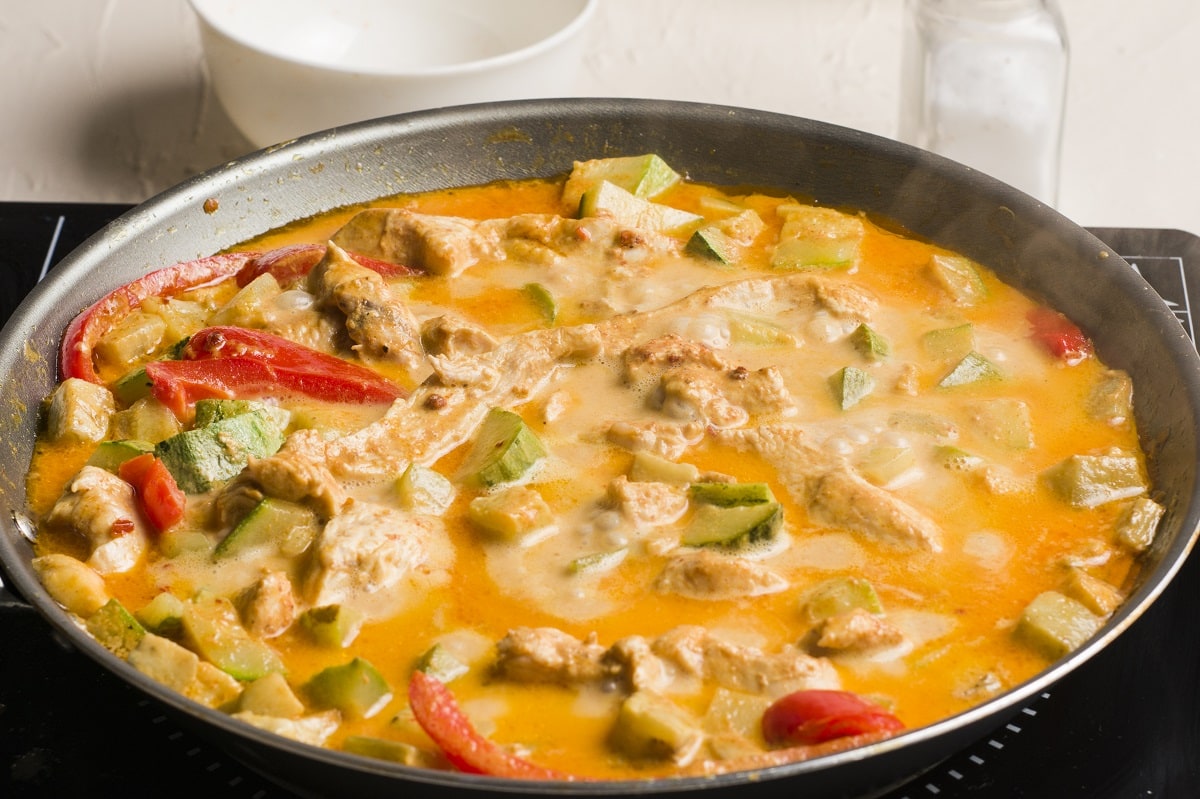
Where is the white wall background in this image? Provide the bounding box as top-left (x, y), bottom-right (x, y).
top-left (2, 0), bottom-right (1197, 230)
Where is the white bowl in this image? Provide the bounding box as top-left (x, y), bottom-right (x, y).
top-left (189, 0), bottom-right (597, 148)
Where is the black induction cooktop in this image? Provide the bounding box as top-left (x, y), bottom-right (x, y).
top-left (1, 203), bottom-right (1197, 798)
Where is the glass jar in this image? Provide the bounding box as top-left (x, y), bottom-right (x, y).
top-left (898, 0), bottom-right (1069, 205)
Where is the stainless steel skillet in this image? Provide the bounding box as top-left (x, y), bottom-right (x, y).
top-left (1, 99), bottom-right (1197, 798)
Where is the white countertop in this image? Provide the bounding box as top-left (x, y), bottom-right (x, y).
top-left (3, 0), bottom-right (1197, 232)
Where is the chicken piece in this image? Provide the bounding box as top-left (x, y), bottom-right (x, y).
top-left (659, 365), bottom-right (793, 427)
top-left (309, 242), bottom-right (425, 369)
top-left (304, 499), bottom-right (432, 607)
top-left (622, 334), bottom-right (794, 427)
top-left (492, 624), bottom-right (837, 701)
top-left (425, 352), bottom-right (501, 389)
top-left (815, 608), bottom-right (905, 652)
top-left (809, 468), bottom-right (942, 552)
top-left (651, 626), bottom-right (839, 697)
top-left (325, 325), bottom-right (603, 481)
top-left (603, 636), bottom-right (672, 693)
top-left (606, 420), bottom-right (705, 461)
top-left (807, 277), bottom-right (879, 319)
top-left (713, 425), bottom-right (943, 552)
top-left (492, 627), bottom-right (610, 686)
top-left (240, 570), bottom-right (297, 639)
top-left (541, 390), bottom-right (572, 423)
top-left (245, 432), bottom-right (347, 520)
top-left (661, 367), bottom-right (750, 427)
top-left (495, 213), bottom-right (601, 263)
top-left (324, 271), bottom-right (876, 482)
top-left (420, 313), bottom-right (498, 359)
top-left (45, 466), bottom-right (148, 574)
top-left (655, 550), bottom-right (789, 600)
top-left (623, 334), bottom-right (728, 385)
top-left (606, 476), bottom-right (688, 528)
top-left (332, 209), bottom-right (503, 277)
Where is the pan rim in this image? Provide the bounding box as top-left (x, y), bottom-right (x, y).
top-left (3, 97), bottom-right (1199, 796)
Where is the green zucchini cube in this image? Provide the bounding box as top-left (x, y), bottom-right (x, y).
top-left (304, 658), bottom-right (393, 720)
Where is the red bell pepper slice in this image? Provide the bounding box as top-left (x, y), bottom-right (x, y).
top-left (235, 243), bottom-right (419, 288)
top-left (146, 327), bottom-right (405, 417)
top-left (761, 689), bottom-right (905, 747)
top-left (60, 252), bottom-right (259, 384)
top-left (118, 453), bottom-right (186, 532)
top-left (407, 670), bottom-right (580, 781)
top-left (1027, 306), bottom-right (1093, 364)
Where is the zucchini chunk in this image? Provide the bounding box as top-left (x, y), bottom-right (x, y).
top-left (1063, 569), bottom-right (1125, 616)
top-left (927, 254), bottom-right (988, 304)
top-left (851, 323), bottom-right (891, 362)
top-left (724, 312), bottom-right (797, 347)
top-left (1016, 590), bottom-right (1103, 659)
top-left (193, 398), bottom-right (274, 427)
top-left (1042, 450), bottom-right (1146, 509)
top-left (413, 642), bottom-right (470, 684)
top-left (829, 366), bottom-right (875, 409)
top-left (921, 323), bottom-right (975, 361)
top-left (467, 485), bottom-right (554, 542)
top-left (86, 439), bottom-right (154, 473)
top-left (155, 406), bottom-right (289, 493)
top-left (689, 481), bottom-right (776, 507)
top-left (858, 446), bottom-right (917, 486)
top-left (686, 209), bottom-right (766, 266)
top-left (523, 282), bottom-right (558, 325)
top-left (45, 377), bottom-right (115, 443)
top-left (629, 451), bottom-right (700, 484)
top-left (935, 445), bottom-right (985, 472)
top-left (112, 366), bottom-right (154, 405)
top-left (682, 502), bottom-right (782, 550)
top-left (458, 407), bottom-right (547, 487)
top-left (209, 272), bottom-right (282, 328)
top-left (86, 598), bottom-right (146, 658)
top-left (568, 548), bottom-right (629, 576)
top-left (1113, 496), bottom-right (1165, 552)
top-left (609, 690), bottom-right (704, 765)
top-left (216, 497), bottom-right (320, 560)
top-left (396, 463), bottom-right (456, 515)
top-left (578, 180), bottom-right (702, 236)
top-left (300, 604), bottom-right (364, 649)
top-left (108, 397), bottom-right (182, 444)
top-left (770, 204), bottom-right (864, 270)
top-left (343, 736), bottom-right (439, 767)
top-left (801, 577), bottom-right (885, 624)
top-left (938, 351), bottom-right (1002, 387)
top-left (304, 657), bottom-right (393, 720)
top-left (181, 593), bottom-right (286, 680)
top-left (95, 310), bottom-right (167, 366)
top-left (238, 671), bottom-right (305, 718)
top-left (562, 153), bottom-right (681, 212)
top-left (31, 554), bottom-right (110, 617)
top-left (968, 398), bottom-right (1034, 450)
top-left (1086, 369), bottom-right (1134, 425)
top-left (136, 591), bottom-right (186, 637)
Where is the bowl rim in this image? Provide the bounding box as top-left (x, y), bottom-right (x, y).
top-left (187, 0), bottom-right (598, 78)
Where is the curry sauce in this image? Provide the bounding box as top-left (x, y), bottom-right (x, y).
top-left (26, 156), bottom-right (1156, 780)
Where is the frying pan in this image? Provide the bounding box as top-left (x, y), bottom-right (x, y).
top-left (2, 99), bottom-right (1198, 798)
